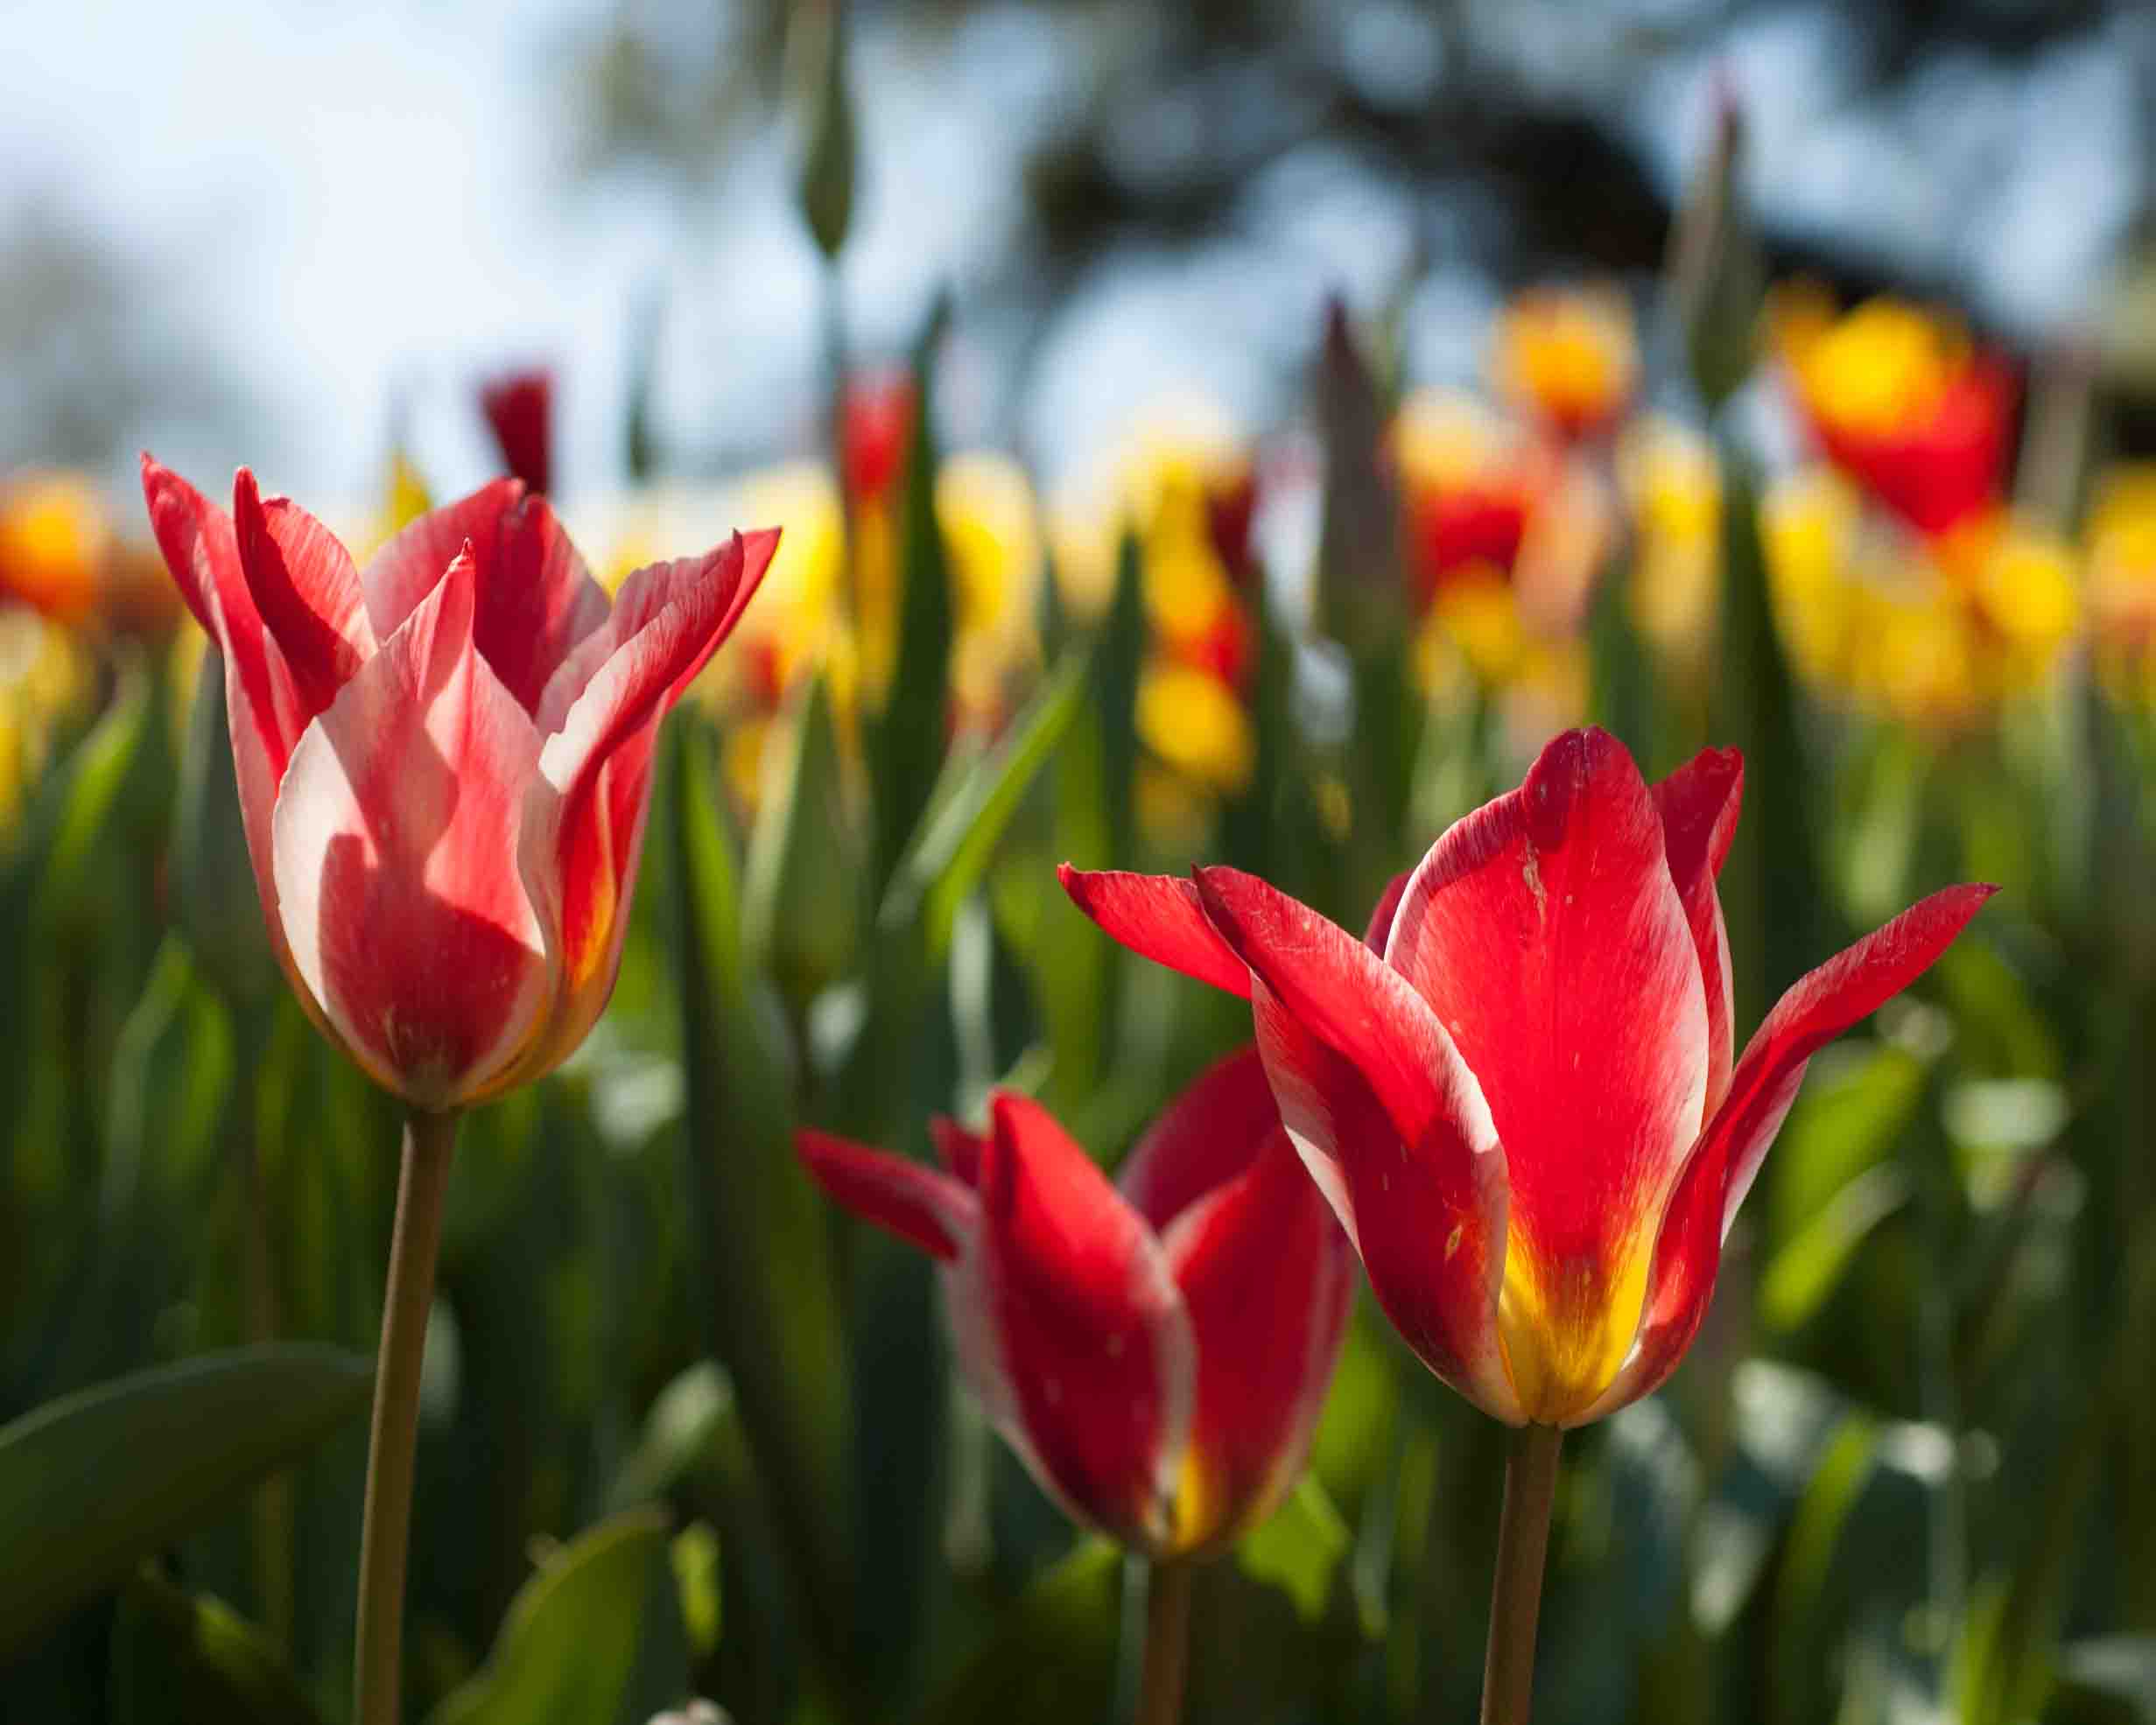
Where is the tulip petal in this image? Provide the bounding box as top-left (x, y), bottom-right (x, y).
top-left (534, 530), bottom-right (780, 740)
top-left (362, 480), bottom-right (610, 715)
top-left (1158, 1128), bottom-right (1355, 1553)
top-left (1055, 866), bottom-right (1251, 999)
top-left (270, 545), bottom-right (552, 1108)
top-left (233, 471), bottom-right (376, 722)
top-left (1652, 748), bottom-right (1743, 1114)
top-left (1586, 881), bottom-right (1996, 1420)
top-left (479, 369), bottom-right (554, 496)
top-left (931, 1116), bottom-right (986, 1187)
top-left (1382, 726), bottom-right (1707, 1420)
top-left (1247, 980), bottom-right (1519, 1421)
top-left (975, 1092), bottom-right (1194, 1551)
top-left (1363, 868), bottom-right (1414, 951)
top-left (531, 530), bottom-right (779, 1005)
top-left (1115, 1045), bottom-right (1280, 1232)
top-left (797, 1128), bottom-right (978, 1260)
top-left (1188, 866), bottom-right (1518, 1420)
top-left (143, 459), bottom-right (309, 988)
top-left (1196, 866), bottom-right (1500, 1169)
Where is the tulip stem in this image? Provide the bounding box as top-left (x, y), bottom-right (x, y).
top-left (354, 1108), bottom-right (459, 1725)
top-left (1478, 1422), bottom-right (1564, 1725)
top-left (1134, 1557), bottom-right (1195, 1725)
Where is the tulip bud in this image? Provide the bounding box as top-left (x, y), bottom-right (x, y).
top-left (793, 0), bottom-right (855, 263)
top-left (1313, 297), bottom-right (1408, 655)
top-left (479, 368), bottom-right (555, 496)
top-left (1663, 77), bottom-right (1763, 412)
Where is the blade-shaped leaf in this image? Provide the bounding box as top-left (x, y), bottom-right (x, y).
top-left (108, 1566), bottom-right (323, 1725)
top-left (1767, 1411), bottom-right (1879, 1725)
top-left (1712, 442), bottom-right (1833, 1030)
top-left (915, 1539), bottom-right (1121, 1725)
top-left (428, 1511), bottom-right (688, 1725)
top-left (742, 675), bottom-right (863, 1008)
top-left (868, 294), bottom-right (955, 888)
top-left (172, 644), bottom-right (274, 1007)
top-left (0, 1344), bottom-right (371, 1655)
top-left (884, 649), bottom-right (1087, 966)
top-left (1238, 1476), bottom-right (1352, 1625)
top-left (662, 713), bottom-right (855, 1672)
top-left (1759, 1163), bottom-right (1912, 1335)
top-left (839, 653), bottom-right (1085, 1141)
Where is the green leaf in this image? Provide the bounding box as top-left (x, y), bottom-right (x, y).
top-left (662, 714), bottom-right (855, 1668)
top-left (1096, 528), bottom-right (1145, 871)
top-left (171, 645), bottom-right (275, 1007)
top-left (883, 650), bottom-right (1089, 969)
top-left (1951, 1371), bottom-right (2114, 1725)
top-left (742, 676), bottom-right (864, 1007)
top-left (841, 654), bottom-right (1086, 1141)
top-left (1238, 1476), bottom-right (1352, 1624)
top-left (1766, 1043), bottom-right (1928, 1242)
top-left (428, 1511), bottom-right (688, 1725)
top-left (671, 1523), bottom-right (724, 1661)
top-left (1218, 573), bottom-right (1299, 889)
top-left (2056, 1637), bottom-right (2156, 1722)
top-left (867, 296), bottom-right (955, 889)
top-left (0, 1344), bottom-right (372, 1655)
top-left (32, 664), bottom-right (157, 930)
top-left (108, 1567), bottom-right (323, 1725)
top-left (1767, 1411), bottom-right (1878, 1725)
top-left (1711, 443), bottom-right (1833, 1033)
top-left (1759, 1163), bottom-right (1912, 1334)
top-left (607, 1362), bottom-right (737, 1515)
top-left (1589, 548), bottom-right (1660, 768)
top-left (915, 1539), bottom-right (1121, 1725)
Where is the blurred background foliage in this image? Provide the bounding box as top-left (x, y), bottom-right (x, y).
top-left (5, 2), bottom-right (2156, 1722)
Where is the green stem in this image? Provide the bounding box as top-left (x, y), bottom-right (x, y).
top-left (1478, 1423), bottom-right (1564, 1725)
top-left (353, 1108), bottom-right (459, 1725)
top-left (1134, 1557), bottom-right (1195, 1725)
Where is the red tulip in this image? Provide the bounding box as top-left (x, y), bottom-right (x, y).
top-left (1063, 726), bottom-right (1993, 1427)
top-left (1808, 355), bottom-right (2013, 539)
top-left (142, 459), bottom-right (776, 1111)
top-left (839, 369), bottom-right (916, 507)
top-left (798, 1048), bottom-right (1354, 1556)
top-left (479, 368), bottom-right (555, 496)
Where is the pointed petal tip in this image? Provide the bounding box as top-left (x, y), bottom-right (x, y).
top-left (796, 1126), bottom-right (969, 1260)
top-left (1060, 866), bottom-right (1254, 999)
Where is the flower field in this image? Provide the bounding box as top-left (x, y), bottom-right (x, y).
top-left (3, 7), bottom-right (2154, 1723)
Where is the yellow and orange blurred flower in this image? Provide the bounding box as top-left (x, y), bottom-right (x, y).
top-left (0, 470), bottom-right (179, 641)
top-left (583, 426), bottom-right (1043, 810)
top-left (1387, 386), bottom-right (1604, 721)
top-left (1761, 467), bottom-right (2077, 728)
top-left (1492, 284), bottom-right (1640, 443)
top-left (1053, 402), bottom-right (1265, 809)
top-left (0, 607), bottom-right (92, 832)
top-left (2084, 463), bottom-right (2156, 709)
top-left (1617, 413), bottom-right (1724, 668)
top-left (1773, 285), bottom-right (2016, 539)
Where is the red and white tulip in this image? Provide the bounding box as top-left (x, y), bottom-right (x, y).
top-left (143, 459), bottom-right (776, 1111)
